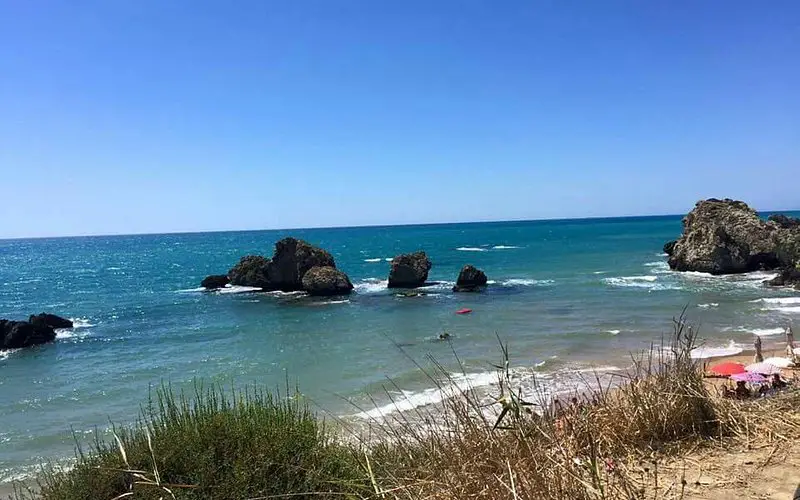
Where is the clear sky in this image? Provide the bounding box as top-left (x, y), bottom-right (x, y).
top-left (0, 1), bottom-right (798, 238)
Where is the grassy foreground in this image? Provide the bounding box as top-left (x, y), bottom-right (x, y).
top-left (10, 316), bottom-right (800, 499)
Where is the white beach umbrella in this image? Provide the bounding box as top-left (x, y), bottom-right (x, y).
top-left (763, 357), bottom-right (795, 369)
top-left (745, 362), bottom-right (783, 375)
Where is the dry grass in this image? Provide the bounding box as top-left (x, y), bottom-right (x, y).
top-left (11, 311), bottom-right (800, 499)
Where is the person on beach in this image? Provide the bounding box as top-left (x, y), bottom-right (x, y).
top-left (735, 380), bottom-right (751, 399)
top-left (787, 325), bottom-right (798, 364)
top-left (772, 373), bottom-right (788, 390)
top-left (754, 335), bottom-right (763, 363)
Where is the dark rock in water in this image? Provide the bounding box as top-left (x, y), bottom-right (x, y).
top-left (1, 319), bottom-right (56, 350)
top-left (226, 238), bottom-right (341, 292)
top-left (764, 267), bottom-right (800, 289)
top-left (270, 237), bottom-right (335, 292)
top-left (201, 274), bottom-right (230, 289)
top-left (663, 240), bottom-right (677, 257)
top-left (387, 251), bottom-right (432, 288)
top-left (228, 255), bottom-right (272, 288)
top-left (453, 265), bottom-right (488, 292)
top-left (29, 313), bottom-right (73, 329)
top-left (301, 266), bottom-right (354, 296)
top-left (667, 199), bottom-right (800, 274)
top-left (768, 214), bottom-right (800, 229)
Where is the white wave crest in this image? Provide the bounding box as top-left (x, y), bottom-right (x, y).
top-left (690, 340), bottom-right (743, 359)
top-left (751, 327), bottom-right (786, 337)
top-left (217, 285), bottom-right (263, 294)
top-left (492, 245), bottom-right (520, 250)
top-left (456, 247), bottom-right (487, 252)
top-left (354, 371), bottom-right (500, 420)
top-left (70, 318), bottom-right (94, 328)
top-left (176, 287), bottom-right (207, 293)
top-left (354, 278), bottom-right (388, 294)
top-left (384, 258), bottom-right (393, 262)
top-left (754, 297), bottom-right (800, 306)
top-left (363, 258), bottom-right (382, 263)
top-left (263, 290), bottom-right (307, 297)
top-left (0, 348), bottom-right (21, 361)
top-left (501, 278), bottom-right (555, 287)
top-left (697, 303), bottom-right (719, 308)
top-left (606, 330), bottom-right (620, 335)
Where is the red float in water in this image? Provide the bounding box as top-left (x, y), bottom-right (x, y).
top-left (456, 308), bottom-right (473, 315)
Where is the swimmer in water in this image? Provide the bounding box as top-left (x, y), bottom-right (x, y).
top-left (438, 332), bottom-right (451, 340)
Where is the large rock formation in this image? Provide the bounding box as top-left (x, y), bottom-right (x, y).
top-left (663, 240), bottom-right (677, 257)
top-left (301, 266), bottom-right (354, 296)
top-left (1, 319), bottom-right (57, 350)
top-left (388, 251), bottom-right (432, 288)
top-left (667, 199), bottom-right (800, 275)
top-left (768, 214), bottom-right (800, 229)
top-left (201, 275), bottom-right (230, 289)
top-left (268, 238), bottom-right (335, 291)
top-left (453, 265), bottom-right (488, 292)
top-left (29, 313), bottom-right (73, 330)
top-left (217, 238), bottom-right (351, 294)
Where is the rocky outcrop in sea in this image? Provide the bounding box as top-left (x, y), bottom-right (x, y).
top-left (1, 313), bottom-right (72, 350)
top-left (204, 237), bottom-right (353, 295)
top-left (453, 265), bottom-right (488, 292)
top-left (666, 199), bottom-right (800, 275)
top-left (387, 251), bottom-right (432, 288)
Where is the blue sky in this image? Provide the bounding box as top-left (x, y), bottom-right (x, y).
top-left (1, 1), bottom-right (798, 238)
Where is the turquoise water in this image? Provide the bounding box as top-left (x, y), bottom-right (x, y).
top-left (2, 215), bottom-right (800, 483)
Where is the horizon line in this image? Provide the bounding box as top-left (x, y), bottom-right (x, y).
top-left (2, 207), bottom-right (798, 242)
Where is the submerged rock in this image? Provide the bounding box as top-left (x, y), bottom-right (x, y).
top-left (1, 319), bottom-right (56, 350)
top-left (201, 275), bottom-right (230, 289)
top-left (667, 199), bottom-right (800, 274)
top-left (453, 265), bottom-right (488, 292)
top-left (764, 267), bottom-right (800, 289)
top-left (29, 313), bottom-right (73, 330)
top-left (301, 266), bottom-right (354, 296)
top-left (387, 251), bottom-right (432, 288)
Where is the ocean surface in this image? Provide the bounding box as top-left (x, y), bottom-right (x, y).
top-left (2, 215), bottom-right (800, 484)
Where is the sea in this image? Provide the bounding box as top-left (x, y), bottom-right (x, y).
top-left (2, 214), bottom-right (800, 485)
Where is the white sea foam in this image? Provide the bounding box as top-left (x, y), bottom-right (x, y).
top-left (754, 297), bottom-right (800, 306)
top-left (751, 328), bottom-right (786, 337)
top-left (771, 306), bottom-right (800, 314)
top-left (593, 271), bottom-right (608, 274)
top-left (606, 330), bottom-right (621, 335)
top-left (0, 349), bottom-right (20, 361)
top-left (690, 340), bottom-right (743, 359)
top-left (697, 303), bottom-right (719, 308)
top-left (106, 267), bottom-right (122, 271)
top-left (354, 371), bottom-right (500, 420)
top-left (354, 279), bottom-right (388, 294)
top-left (309, 299), bottom-right (350, 306)
top-left (263, 290), bottom-right (307, 297)
top-left (217, 285), bottom-right (263, 295)
top-left (176, 287), bottom-right (207, 293)
top-left (70, 318), bottom-right (94, 328)
top-left (501, 278), bottom-right (555, 287)
top-left (492, 245), bottom-right (520, 249)
top-left (604, 275), bottom-right (676, 290)
top-left (384, 258), bottom-right (393, 262)
top-left (456, 247), bottom-right (487, 252)
top-left (363, 258), bottom-right (382, 263)
top-left (419, 281), bottom-right (456, 291)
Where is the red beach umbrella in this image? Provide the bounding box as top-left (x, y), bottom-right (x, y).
top-left (708, 362), bottom-right (746, 376)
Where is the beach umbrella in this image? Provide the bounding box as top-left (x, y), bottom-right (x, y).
top-left (708, 362), bottom-right (746, 376)
top-left (754, 336), bottom-right (764, 363)
top-left (764, 357), bottom-right (795, 369)
top-left (731, 372), bottom-right (767, 383)
top-left (745, 362), bottom-right (782, 375)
